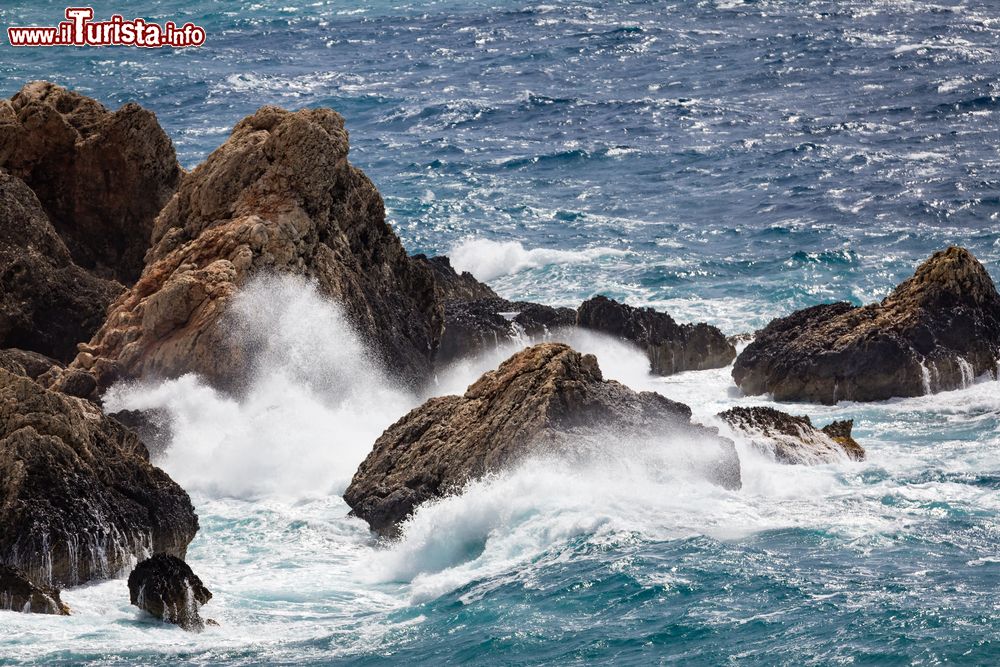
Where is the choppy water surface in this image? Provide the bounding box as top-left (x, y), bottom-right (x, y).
top-left (1, 1), bottom-right (998, 664)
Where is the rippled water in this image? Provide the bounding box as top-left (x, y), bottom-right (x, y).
top-left (1, 1), bottom-right (998, 664)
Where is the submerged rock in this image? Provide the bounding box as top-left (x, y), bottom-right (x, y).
top-left (0, 81), bottom-right (182, 283)
top-left (733, 247), bottom-right (1000, 403)
top-left (577, 296), bottom-right (736, 375)
top-left (74, 106), bottom-right (441, 393)
top-left (0, 565), bottom-right (70, 615)
top-left (0, 171), bottom-right (123, 363)
top-left (719, 406), bottom-right (864, 464)
top-left (345, 343), bottom-right (741, 534)
top-left (0, 368), bottom-right (198, 587)
top-left (128, 554), bottom-right (212, 631)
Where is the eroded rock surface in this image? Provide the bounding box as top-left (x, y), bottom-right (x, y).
top-left (0, 564), bottom-right (70, 615)
top-left (0, 81), bottom-right (182, 283)
top-left (0, 171), bottom-right (122, 362)
top-left (128, 554), bottom-right (212, 631)
top-left (74, 106), bottom-right (442, 393)
top-left (0, 368), bottom-right (198, 587)
top-left (345, 343), bottom-right (741, 534)
top-left (733, 247), bottom-right (1000, 403)
top-left (719, 406), bottom-right (864, 464)
top-left (577, 296), bottom-right (736, 375)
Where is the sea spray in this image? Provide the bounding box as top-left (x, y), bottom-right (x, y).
top-left (104, 275), bottom-right (415, 498)
top-left (449, 238), bottom-right (628, 282)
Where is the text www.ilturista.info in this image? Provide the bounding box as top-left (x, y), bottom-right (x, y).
top-left (7, 8), bottom-right (206, 48)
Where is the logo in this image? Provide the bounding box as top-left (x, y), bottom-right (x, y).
top-left (7, 7), bottom-right (206, 48)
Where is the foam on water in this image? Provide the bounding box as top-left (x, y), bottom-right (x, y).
top-left (449, 238), bottom-right (629, 282)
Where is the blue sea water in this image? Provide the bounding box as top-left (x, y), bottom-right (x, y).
top-left (1, 1), bottom-right (999, 664)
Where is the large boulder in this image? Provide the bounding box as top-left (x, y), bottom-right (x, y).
top-left (718, 406), bottom-right (864, 464)
top-left (0, 171), bottom-right (122, 363)
top-left (128, 554), bottom-right (212, 631)
top-left (0, 564), bottom-right (70, 615)
top-left (0, 368), bottom-right (198, 587)
top-left (344, 343), bottom-right (741, 534)
top-left (73, 106), bottom-right (442, 393)
top-left (0, 81), bottom-right (182, 283)
top-left (733, 247), bottom-right (1000, 403)
top-left (577, 296), bottom-right (736, 375)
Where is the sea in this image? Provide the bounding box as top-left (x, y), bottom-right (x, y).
top-left (0, 0), bottom-right (998, 664)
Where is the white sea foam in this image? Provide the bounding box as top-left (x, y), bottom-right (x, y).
top-left (449, 238), bottom-right (628, 281)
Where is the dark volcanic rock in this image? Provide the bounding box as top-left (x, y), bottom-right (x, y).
top-left (415, 254), bottom-right (499, 304)
top-left (437, 296), bottom-right (577, 364)
top-left (0, 564), bottom-right (70, 615)
top-left (733, 247), bottom-right (1000, 403)
top-left (345, 343), bottom-right (741, 534)
top-left (577, 295), bottom-right (737, 375)
top-left (73, 105), bottom-right (442, 393)
top-left (719, 406), bottom-right (865, 464)
top-left (0, 171), bottom-right (123, 363)
top-left (109, 408), bottom-right (174, 460)
top-left (0, 81), bottom-right (183, 283)
top-left (128, 554), bottom-right (212, 631)
top-left (0, 368), bottom-right (198, 587)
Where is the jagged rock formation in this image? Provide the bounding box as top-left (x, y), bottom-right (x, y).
top-left (0, 348), bottom-right (61, 380)
top-left (0, 172), bottom-right (122, 363)
top-left (0, 81), bottom-right (182, 283)
top-left (128, 554), bottom-right (212, 632)
top-left (0, 564), bottom-right (70, 615)
top-left (437, 297), bottom-right (577, 365)
top-left (0, 368), bottom-right (198, 587)
top-left (577, 296), bottom-right (736, 375)
top-left (733, 247), bottom-right (1000, 403)
top-left (411, 254), bottom-right (576, 365)
top-left (415, 254), bottom-right (499, 304)
top-left (345, 343), bottom-right (741, 534)
top-left (73, 106), bottom-right (442, 393)
top-left (718, 406), bottom-right (864, 464)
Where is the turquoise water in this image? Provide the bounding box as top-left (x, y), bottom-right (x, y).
top-left (1, 1), bottom-right (999, 664)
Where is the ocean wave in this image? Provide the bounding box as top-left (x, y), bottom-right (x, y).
top-left (449, 238), bottom-right (629, 281)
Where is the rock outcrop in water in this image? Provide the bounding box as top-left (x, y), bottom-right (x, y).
top-left (128, 554), bottom-right (212, 631)
top-left (577, 296), bottom-right (736, 375)
top-left (0, 81), bottom-right (182, 283)
top-left (421, 254), bottom-right (576, 364)
top-left (733, 247), bottom-right (1000, 403)
top-left (345, 343), bottom-right (741, 534)
top-left (0, 368), bottom-right (198, 587)
top-left (719, 406), bottom-right (864, 464)
top-left (0, 171), bottom-right (123, 363)
top-left (0, 564), bottom-right (70, 615)
top-left (416, 254), bottom-right (500, 304)
top-left (73, 105), bottom-right (442, 393)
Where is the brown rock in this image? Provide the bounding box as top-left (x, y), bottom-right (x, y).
top-left (0, 82), bottom-right (182, 283)
top-left (577, 295), bottom-right (736, 375)
top-left (733, 247), bottom-right (1000, 403)
top-left (718, 406), bottom-right (865, 464)
top-left (0, 171), bottom-right (123, 363)
top-left (74, 105), bottom-right (442, 393)
top-left (0, 368), bottom-right (198, 587)
top-left (0, 564), bottom-right (70, 615)
top-left (0, 348), bottom-right (61, 380)
top-left (344, 343), bottom-right (741, 534)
